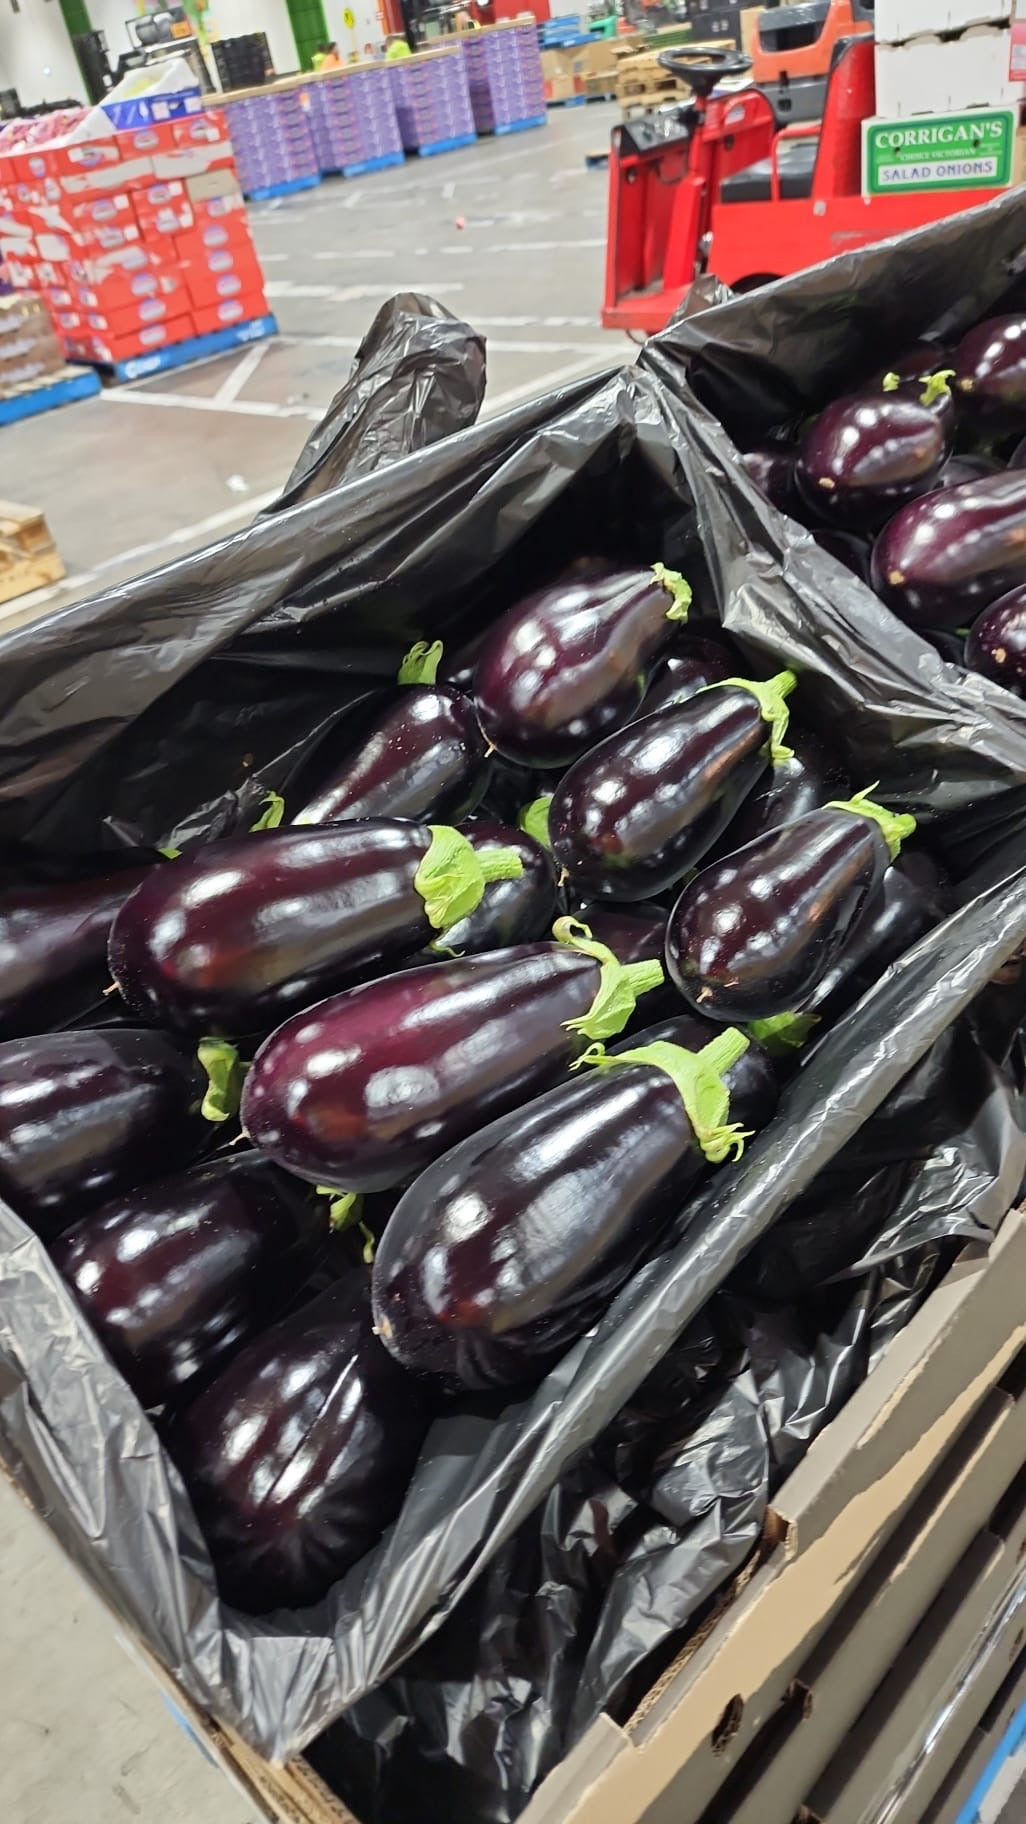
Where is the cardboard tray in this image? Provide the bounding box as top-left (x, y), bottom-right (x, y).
top-left (72, 1207), bottom-right (1026, 1824)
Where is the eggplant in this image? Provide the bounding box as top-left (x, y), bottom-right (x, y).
top-left (0, 865), bottom-right (150, 1039)
top-left (873, 361), bottom-right (956, 433)
top-left (706, 727), bottom-right (849, 861)
top-left (801, 849), bottom-right (946, 1030)
top-left (0, 1028), bottom-right (208, 1240)
top-left (666, 790), bottom-right (917, 1023)
top-left (371, 1023), bottom-right (771, 1392)
top-left (53, 1153), bottom-right (324, 1408)
top-left (109, 822), bottom-right (524, 1035)
top-left (426, 822), bottom-right (557, 954)
top-left (549, 672), bottom-right (796, 902)
top-left (871, 470), bottom-right (1026, 631)
top-left (965, 587), bottom-right (1026, 695)
top-left (742, 446), bottom-right (804, 518)
top-left (293, 642), bottom-right (490, 827)
top-left (615, 1012), bottom-right (780, 1120)
top-left (796, 394), bottom-right (948, 530)
top-left (936, 453), bottom-right (1003, 488)
top-left (166, 1275), bottom-right (431, 1612)
top-left (574, 903), bottom-right (665, 966)
top-left (639, 635), bottom-right (738, 715)
top-left (242, 928), bottom-right (666, 1192)
top-left (473, 565), bottom-right (693, 768)
top-left (953, 315), bottom-right (1026, 428)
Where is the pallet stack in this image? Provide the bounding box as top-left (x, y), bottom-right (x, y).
top-left (388, 46), bottom-right (477, 158)
top-left (0, 110), bottom-right (275, 378)
top-left (218, 87), bottom-right (321, 200)
top-left (874, 0), bottom-right (1025, 117)
top-left (460, 22), bottom-right (547, 136)
top-left (303, 66), bottom-right (404, 177)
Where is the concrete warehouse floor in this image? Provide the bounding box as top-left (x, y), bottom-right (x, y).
top-left (2, 101), bottom-right (627, 634)
top-left (0, 101), bottom-right (627, 1824)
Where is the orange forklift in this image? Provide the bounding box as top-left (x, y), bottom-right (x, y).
top-left (602, 4), bottom-right (1014, 333)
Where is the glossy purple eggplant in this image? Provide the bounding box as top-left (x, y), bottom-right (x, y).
top-left (293, 646), bottom-right (490, 827)
top-left (371, 1022), bottom-right (768, 1392)
top-left (428, 823), bottom-right (557, 955)
top-left (574, 903), bottom-right (665, 966)
top-left (639, 635), bottom-right (738, 715)
top-left (242, 934), bottom-right (665, 1192)
top-left (472, 566), bottom-right (692, 768)
top-left (802, 849), bottom-right (946, 1029)
top-left (549, 673), bottom-right (795, 902)
top-left (0, 1028), bottom-right (208, 1240)
top-left (796, 395), bottom-right (948, 530)
top-left (666, 792), bottom-right (917, 1023)
top-left (936, 454), bottom-right (1003, 489)
top-left (0, 865), bottom-right (150, 1039)
top-left (615, 1012), bottom-right (780, 1122)
top-left (953, 315), bottom-right (1026, 428)
top-left (869, 358), bottom-right (957, 434)
top-left (706, 728), bottom-right (849, 861)
top-left (53, 1153), bottom-right (324, 1409)
top-left (965, 586), bottom-right (1026, 695)
top-left (742, 446), bottom-right (804, 517)
top-left (166, 1275), bottom-right (431, 1612)
top-left (109, 822), bottom-right (522, 1034)
top-left (871, 470), bottom-right (1026, 631)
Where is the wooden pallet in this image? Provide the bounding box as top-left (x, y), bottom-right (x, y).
top-left (0, 499), bottom-right (66, 606)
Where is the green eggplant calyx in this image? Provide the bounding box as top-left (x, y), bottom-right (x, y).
top-left (652, 562), bottom-right (693, 623)
top-left (577, 1029), bottom-right (752, 1163)
top-left (249, 790), bottom-right (286, 833)
top-left (315, 1186), bottom-right (362, 1232)
top-left (747, 1010), bottom-right (819, 1054)
top-left (827, 784), bottom-right (917, 862)
top-left (709, 669), bottom-right (798, 763)
top-left (919, 369), bottom-right (955, 408)
top-left (881, 372), bottom-right (901, 393)
top-left (359, 1222), bottom-right (377, 1265)
top-left (415, 826), bottom-right (524, 932)
top-left (397, 639), bottom-right (444, 686)
top-left (158, 844), bottom-right (181, 860)
top-left (518, 795), bottom-right (553, 848)
top-left (554, 915), bottom-right (666, 1042)
top-left (197, 1038), bottom-right (246, 1124)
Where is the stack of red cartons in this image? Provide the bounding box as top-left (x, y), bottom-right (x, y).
top-left (0, 110), bottom-right (271, 368)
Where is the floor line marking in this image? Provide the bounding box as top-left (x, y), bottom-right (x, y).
top-left (213, 341), bottom-right (270, 407)
top-left (102, 389), bottom-right (322, 420)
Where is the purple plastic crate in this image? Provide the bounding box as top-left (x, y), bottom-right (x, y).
top-left (389, 50), bottom-right (476, 149)
top-left (305, 68), bottom-right (402, 173)
top-left (459, 24), bottom-right (546, 133)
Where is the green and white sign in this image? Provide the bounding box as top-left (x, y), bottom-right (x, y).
top-left (863, 109), bottom-right (1016, 198)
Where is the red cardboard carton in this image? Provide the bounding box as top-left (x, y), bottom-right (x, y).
top-left (191, 290), bottom-right (268, 336)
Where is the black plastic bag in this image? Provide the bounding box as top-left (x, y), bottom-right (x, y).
top-left (0, 324), bottom-right (1024, 1762)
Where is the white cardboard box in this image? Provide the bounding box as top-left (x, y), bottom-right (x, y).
top-left (875, 0), bottom-right (1014, 45)
top-left (875, 25), bottom-right (1026, 117)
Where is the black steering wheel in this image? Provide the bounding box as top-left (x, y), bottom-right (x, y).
top-left (657, 47), bottom-right (753, 101)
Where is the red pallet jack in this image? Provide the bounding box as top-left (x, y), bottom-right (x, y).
top-left (602, 36), bottom-right (1011, 335)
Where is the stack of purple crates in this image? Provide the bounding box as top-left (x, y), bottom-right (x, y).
top-left (306, 67), bottom-right (404, 177)
top-left (221, 89), bottom-right (321, 199)
top-left (388, 47), bottom-right (477, 156)
top-left (460, 22), bottom-right (546, 135)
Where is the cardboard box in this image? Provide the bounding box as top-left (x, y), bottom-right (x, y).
top-left (185, 213), bottom-right (254, 255)
top-left (184, 168), bottom-right (244, 207)
top-left (62, 190), bottom-right (136, 228)
top-left (60, 313), bottom-right (194, 366)
top-left (875, 25), bottom-right (1026, 115)
top-left (191, 291), bottom-right (268, 335)
top-left (135, 197), bottom-right (195, 238)
top-left (82, 293), bottom-right (180, 337)
top-left (922, 1656), bottom-right (1026, 1823)
top-left (172, 111), bottom-right (231, 149)
top-left (69, 268), bottom-right (183, 313)
top-left (875, 0), bottom-right (1014, 43)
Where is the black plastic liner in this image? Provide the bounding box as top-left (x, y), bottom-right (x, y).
top-left (0, 239), bottom-right (1025, 1768)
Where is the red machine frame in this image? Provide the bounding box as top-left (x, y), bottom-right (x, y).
top-left (603, 37), bottom-right (1009, 335)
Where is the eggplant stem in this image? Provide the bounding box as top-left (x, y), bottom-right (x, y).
top-left (555, 917), bottom-right (666, 1042)
top-left (708, 669), bottom-right (798, 763)
top-left (197, 1038), bottom-right (246, 1125)
top-left (315, 1186), bottom-right (363, 1231)
top-left (414, 825), bottom-right (524, 931)
top-left (397, 639), bottom-right (444, 687)
top-left (827, 784), bottom-right (917, 861)
top-left (652, 562), bottom-right (693, 623)
top-left (102, 981), bottom-right (119, 998)
top-left (249, 790), bottom-right (285, 833)
top-left (578, 1030), bottom-right (753, 1163)
top-left (518, 795), bottom-right (553, 849)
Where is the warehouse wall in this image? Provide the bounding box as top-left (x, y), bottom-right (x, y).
top-left (0, 0), bottom-right (85, 106)
top-left (85, 0), bottom-right (143, 63)
top-left (208, 0), bottom-right (299, 78)
top-left (322, 0), bottom-right (388, 57)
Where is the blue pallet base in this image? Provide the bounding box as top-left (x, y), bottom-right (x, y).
top-left (245, 173), bottom-right (321, 201)
top-left (547, 94), bottom-right (588, 108)
top-left (412, 133), bottom-right (478, 158)
top-left (493, 114), bottom-right (547, 136)
top-left (82, 315), bottom-right (279, 385)
top-left (337, 150), bottom-right (405, 177)
top-left (0, 366), bottom-right (101, 426)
